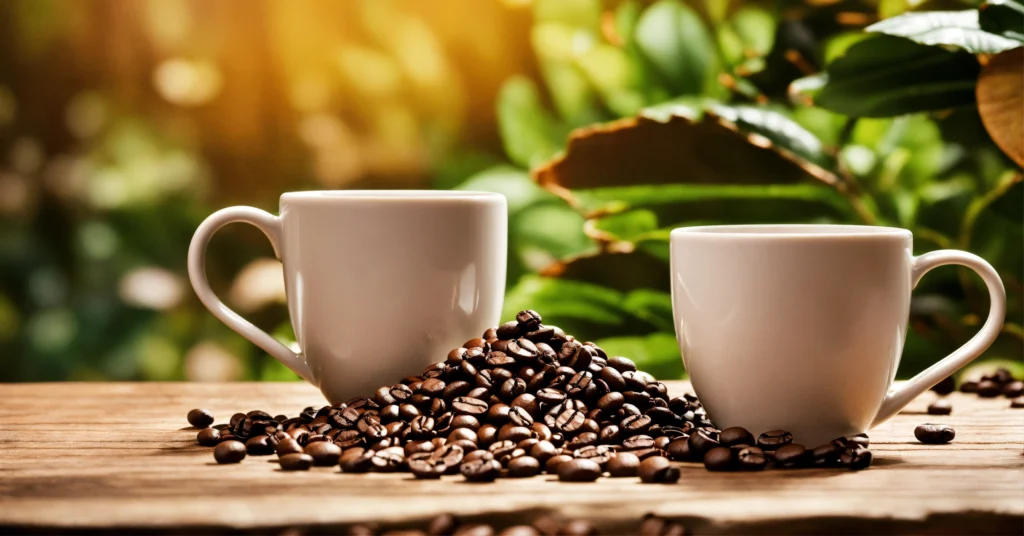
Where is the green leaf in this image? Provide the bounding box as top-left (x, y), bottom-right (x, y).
top-left (590, 209), bottom-right (658, 241)
top-left (455, 166), bottom-right (551, 212)
top-left (730, 6), bottom-right (776, 59)
top-left (867, 10), bottom-right (1022, 54)
top-left (513, 204), bottom-right (594, 271)
top-left (710, 105), bottom-right (832, 168)
top-left (533, 0), bottom-right (601, 30)
top-left (593, 333), bottom-right (683, 379)
top-left (622, 289), bottom-right (675, 332)
top-left (634, 0), bottom-right (716, 95)
top-left (614, 1), bottom-right (642, 47)
top-left (979, 0), bottom-right (1024, 43)
top-left (811, 35), bottom-right (980, 117)
top-left (572, 183), bottom-right (848, 214)
top-left (497, 76), bottom-right (563, 169)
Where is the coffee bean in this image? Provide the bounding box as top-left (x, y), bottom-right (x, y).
top-left (736, 446), bottom-right (767, 471)
top-left (843, 433), bottom-right (870, 449)
top-left (452, 397), bottom-right (489, 416)
top-left (622, 435), bottom-right (655, 451)
top-left (719, 427), bottom-right (754, 447)
top-left (461, 458), bottom-right (502, 482)
top-left (558, 458), bottom-right (601, 482)
top-left (838, 447), bottom-right (872, 470)
top-left (930, 376), bottom-right (956, 395)
top-left (409, 457), bottom-right (447, 479)
top-left (275, 437), bottom-right (303, 457)
top-left (305, 441), bottom-right (342, 466)
top-left (638, 456), bottom-right (679, 483)
top-left (554, 409), bottom-right (586, 434)
top-left (687, 428), bottom-right (720, 455)
top-left (1004, 381), bottom-right (1024, 398)
top-left (496, 321), bottom-right (522, 340)
top-left (516, 310), bottom-right (542, 331)
top-left (507, 455), bottom-right (541, 478)
top-left (960, 380), bottom-right (978, 393)
top-left (607, 356), bottom-right (636, 373)
top-left (976, 380), bottom-right (1002, 398)
top-left (279, 453), bottom-right (314, 471)
top-left (665, 438), bottom-right (692, 461)
top-left (1011, 396), bottom-right (1024, 408)
top-left (622, 414), bottom-right (653, 435)
top-left (545, 454), bottom-right (573, 474)
top-left (703, 447), bottom-right (734, 471)
top-left (756, 429), bottom-right (793, 450)
top-left (773, 444), bottom-right (810, 468)
top-left (606, 452), bottom-right (640, 477)
top-left (187, 408), bottom-right (214, 428)
top-left (811, 441), bottom-right (844, 466)
top-left (245, 435), bottom-right (274, 456)
top-left (915, 423), bottom-right (955, 444)
top-left (927, 399), bottom-right (952, 415)
top-left (213, 440), bottom-right (246, 464)
top-left (197, 427), bottom-right (221, 446)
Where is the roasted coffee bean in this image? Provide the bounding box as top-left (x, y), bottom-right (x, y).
top-left (213, 440), bottom-right (246, 464)
top-left (930, 376), bottom-right (956, 395)
top-left (607, 356), bottom-right (636, 373)
top-left (959, 380), bottom-right (978, 393)
top-left (450, 414), bottom-right (481, 432)
top-left (536, 387), bottom-right (566, 405)
top-left (339, 448), bottom-right (373, 473)
top-left (838, 447), bottom-right (872, 470)
top-left (1003, 381), bottom-right (1024, 398)
top-left (408, 415), bottom-right (436, 439)
top-left (433, 444), bottom-right (465, 473)
top-left (506, 455), bottom-right (541, 478)
top-left (632, 447), bottom-right (667, 461)
top-left (187, 408), bottom-right (214, 428)
top-left (496, 321), bottom-right (522, 340)
top-left (371, 446), bottom-right (406, 472)
top-left (500, 378), bottom-right (528, 401)
top-left (405, 440), bottom-right (436, 457)
top-left (558, 458), bottom-right (601, 482)
top-left (688, 428), bottom-right (720, 455)
top-left (976, 380), bottom-right (1002, 398)
top-left (606, 452), bottom-right (640, 477)
top-left (736, 446), bottom-right (767, 471)
top-left (461, 458), bottom-right (502, 482)
top-left (408, 457), bottom-right (447, 479)
top-left (545, 454), bottom-right (573, 474)
top-left (621, 414), bottom-right (653, 435)
top-left (842, 433), bottom-right (870, 449)
top-left (498, 425), bottom-right (532, 444)
top-left (244, 435), bottom-right (274, 456)
top-left (638, 456), bottom-right (679, 483)
top-left (756, 429), bottom-right (793, 450)
top-left (915, 423), bottom-right (955, 444)
top-left (554, 409), bottom-right (586, 434)
top-left (275, 437), bottom-right (303, 456)
top-left (598, 425), bottom-right (622, 445)
top-left (703, 447), bottom-right (734, 471)
top-left (1011, 396), bottom-right (1024, 408)
top-left (452, 397), bottom-right (489, 416)
top-left (197, 427), bottom-right (221, 446)
top-left (927, 399), bottom-right (952, 415)
top-left (665, 438), bottom-right (692, 461)
top-left (530, 441), bottom-right (558, 464)
top-left (278, 453), bottom-right (313, 471)
top-left (516, 310), bottom-right (542, 331)
top-left (773, 444), bottom-right (810, 468)
top-left (622, 435), bottom-right (656, 451)
top-left (719, 427), bottom-right (754, 447)
top-left (305, 441), bottom-right (342, 466)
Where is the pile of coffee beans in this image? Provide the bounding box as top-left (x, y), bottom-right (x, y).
top-left (932, 367), bottom-right (1024, 409)
top-left (340, 512), bottom-right (684, 536)
top-left (186, 310), bottom-right (871, 478)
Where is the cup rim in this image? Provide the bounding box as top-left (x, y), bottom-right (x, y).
top-left (670, 224), bottom-right (912, 240)
top-left (281, 190), bottom-right (504, 201)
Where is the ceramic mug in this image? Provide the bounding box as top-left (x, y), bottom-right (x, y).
top-left (670, 224), bottom-right (1005, 445)
top-left (188, 191), bottom-right (507, 404)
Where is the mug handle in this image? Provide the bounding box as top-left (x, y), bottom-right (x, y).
top-left (872, 250), bottom-right (1006, 426)
top-left (187, 206), bottom-right (313, 382)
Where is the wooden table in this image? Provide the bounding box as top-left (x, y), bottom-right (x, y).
top-left (1, 382), bottom-right (1021, 534)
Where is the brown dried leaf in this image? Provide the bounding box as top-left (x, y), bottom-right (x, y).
top-left (977, 47), bottom-right (1024, 168)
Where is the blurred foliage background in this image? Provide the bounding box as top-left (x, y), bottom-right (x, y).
top-left (0, 0), bottom-right (1020, 383)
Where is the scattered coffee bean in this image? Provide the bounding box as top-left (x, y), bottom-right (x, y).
top-left (606, 452), bottom-right (640, 477)
top-left (461, 458), bottom-right (502, 482)
top-left (838, 447), bottom-right (872, 470)
top-left (665, 438), bottom-right (691, 461)
top-left (340, 448), bottom-right (374, 473)
top-left (703, 447), bottom-right (734, 471)
top-left (930, 376), bottom-right (956, 395)
top-left (213, 440), bottom-right (246, 464)
top-left (197, 427), bottom-right (221, 446)
top-left (811, 441), bottom-right (844, 467)
top-left (736, 446), bottom-right (767, 471)
top-left (507, 456), bottom-right (541, 478)
top-left (306, 441), bottom-right (342, 466)
top-left (545, 454), bottom-right (573, 474)
top-left (927, 399), bottom-right (952, 415)
top-left (1004, 381), bottom-right (1024, 398)
top-left (756, 429), bottom-right (793, 450)
top-left (915, 424), bottom-right (955, 444)
top-left (1011, 396), bottom-right (1024, 408)
top-left (959, 380), bottom-right (978, 393)
top-left (976, 380), bottom-right (1002, 398)
top-left (719, 426), bottom-right (754, 447)
top-left (687, 428), bottom-right (720, 455)
top-left (187, 408), bottom-right (215, 429)
top-left (773, 444), bottom-right (809, 468)
top-left (409, 457), bottom-right (447, 479)
top-left (557, 459), bottom-right (601, 482)
top-left (638, 456), bottom-right (679, 483)
top-left (245, 435), bottom-right (274, 456)
top-left (279, 453), bottom-right (314, 471)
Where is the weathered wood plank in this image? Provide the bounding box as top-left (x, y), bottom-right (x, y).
top-left (0, 381), bottom-right (1021, 534)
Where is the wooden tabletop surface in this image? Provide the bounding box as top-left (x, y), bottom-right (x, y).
top-left (0, 381), bottom-right (1022, 534)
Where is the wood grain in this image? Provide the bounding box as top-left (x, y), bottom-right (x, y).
top-left (0, 381), bottom-right (1021, 534)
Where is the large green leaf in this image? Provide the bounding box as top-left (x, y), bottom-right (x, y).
top-left (496, 76), bottom-right (564, 169)
top-left (634, 0), bottom-right (717, 95)
top-left (979, 0), bottom-right (1024, 43)
top-left (572, 183), bottom-right (848, 215)
top-left (866, 10), bottom-right (1021, 53)
top-left (808, 35), bottom-right (981, 117)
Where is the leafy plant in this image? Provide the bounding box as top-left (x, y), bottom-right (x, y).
top-left (457, 0), bottom-right (1023, 379)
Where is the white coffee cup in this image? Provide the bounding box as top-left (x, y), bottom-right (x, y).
top-left (188, 191), bottom-right (507, 404)
top-left (670, 224), bottom-right (1005, 445)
